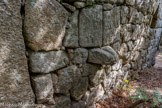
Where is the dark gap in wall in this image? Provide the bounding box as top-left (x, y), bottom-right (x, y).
top-left (20, 0), bottom-right (36, 104)
top-left (150, 6), bottom-right (159, 28)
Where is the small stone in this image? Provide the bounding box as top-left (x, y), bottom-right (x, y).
top-left (82, 91), bottom-right (90, 102)
top-left (74, 2), bottom-right (86, 8)
top-left (89, 68), bottom-right (106, 86)
top-left (86, 0), bottom-right (95, 5)
top-left (120, 6), bottom-right (129, 24)
top-left (103, 3), bottom-right (113, 11)
top-left (72, 48), bottom-right (88, 64)
top-left (63, 0), bottom-right (76, 3)
top-left (71, 101), bottom-right (87, 108)
top-left (88, 46), bottom-right (118, 65)
top-left (53, 65), bottom-right (81, 94)
top-left (118, 43), bottom-right (128, 59)
top-left (71, 77), bottom-right (89, 100)
top-left (31, 74), bottom-right (54, 104)
top-left (62, 3), bottom-right (76, 12)
top-left (54, 96), bottom-right (71, 108)
top-left (127, 41), bottom-right (134, 51)
top-left (112, 59), bottom-right (123, 71)
top-left (88, 84), bottom-right (104, 106)
top-left (125, 0), bottom-right (135, 6)
top-left (82, 63), bottom-right (100, 76)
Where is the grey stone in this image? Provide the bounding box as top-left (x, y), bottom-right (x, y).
top-left (82, 63), bottom-right (100, 76)
top-left (82, 91), bottom-right (90, 102)
top-left (129, 7), bottom-right (144, 24)
top-left (88, 84), bottom-right (105, 106)
top-left (89, 68), bottom-right (106, 86)
top-left (103, 7), bottom-right (120, 45)
top-left (86, 0), bottom-right (95, 5)
top-left (71, 77), bottom-right (89, 100)
top-left (127, 41), bottom-right (134, 51)
top-left (102, 46), bottom-right (119, 61)
top-left (63, 11), bottom-right (79, 48)
top-left (125, 0), bottom-right (135, 6)
top-left (0, 0), bottom-right (35, 105)
top-left (71, 101), bottom-right (87, 108)
top-left (112, 59), bottom-right (123, 71)
top-left (119, 43), bottom-right (128, 59)
top-left (103, 3), bottom-right (113, 11)
top-left (103, 71), bottom-right (118, 91)
top-left (72, 48), bottom-right (88, 64)
top-left (74, 2), bottom-right (86, 8)
top-left (111, 41), bottom-right (121, 52)
top-left (29, 51), bottom-right (69, 73)
top-left (120, 6), bottom-right (129, 24)
top-left (63, 0), bottom-right (77, 3)
top-left (117, 0), bottom-right (124, 4)
top-left (31, 74), bottom-right (54, 104)
top-left (62, 3), bottom-right (76, 12)
top-left (121, 24), bottom-right (136, 42)
top-left (53, 65), bottom-right (81, 94)
top-left (24, 0), bottom-right (68, 51)
top-left (79, 5), bottom-right (102, 47)
top-left (98, 0), bottom-right (117, 4)
top-left (88, 46), bottom-right (118, 65)
top-left (54, 96), bottom-right (71, 108)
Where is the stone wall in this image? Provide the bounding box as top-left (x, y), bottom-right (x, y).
top-left (143, 0), bottom-right (162, 68)
top-left (0, 0), bottom-right (161, 108)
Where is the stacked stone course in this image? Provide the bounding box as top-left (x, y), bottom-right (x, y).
top-left (0, 0), bottom-right (161, 108)
top-left (24, 0), bottom-right (162, 107)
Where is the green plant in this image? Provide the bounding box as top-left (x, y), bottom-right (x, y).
top-left (131, 87), bottom-right (162, 107)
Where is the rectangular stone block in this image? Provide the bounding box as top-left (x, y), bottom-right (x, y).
top-left (79, 5), bottom-right (102, 47)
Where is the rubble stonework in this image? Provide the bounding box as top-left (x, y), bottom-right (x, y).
top-left (0, 0), bottom-right (161, 108)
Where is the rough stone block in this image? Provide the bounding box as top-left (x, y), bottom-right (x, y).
top-left (79, 5), bottom-right (102, 47)
top-left (29, 51), bottom-right (69, 73)
top-left (31, 74), bottom-right (54, 104)
top-left (24, 0), bottom-right (68, 51)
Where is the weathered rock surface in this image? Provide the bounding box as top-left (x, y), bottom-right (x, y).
top-left (0, 0), bottom-right (35, 106)
top-left (40, 96), bottom-right (71, 108)
top-left (88, 84), bottom-right (105, 106)
top-left (89, 68), bottom-right (106, 86)
top-left (72, 48), bottom-right (88, 64)
top-left (31, 74), bottom-right (54, 104)
top-left (24, 0), bottom-right (68, 51)
top-left (1, 0), bottom-right (161, 107)
top-left (52, 65), bottom-right (81, 94)
top-left (53, 96), bottom-right (71, 108)
top-left (71, 77), bottom-right (89, 100)
top-left (29, 51), bottom-right (69, 73)
top-left (88, 46), bottom-right (118, 65)
top-left (103, 7), bottom-right (120, 45)
top-left (82, 63), bottom-right (100, 76)
top-left (63, 11), bottom-right (79, 48)
top-left (79, 5), bottom-right (102, 47)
